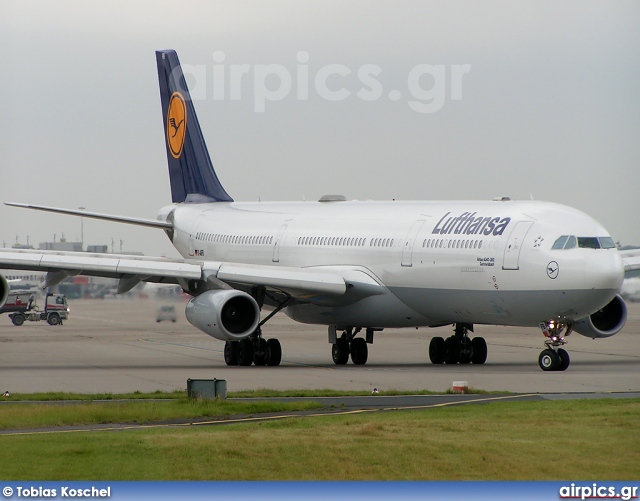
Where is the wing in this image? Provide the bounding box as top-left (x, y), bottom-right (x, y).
top-left (619, 248), bottom-right (640, 273)
top-left (0, 248), bottom-right (384, 303)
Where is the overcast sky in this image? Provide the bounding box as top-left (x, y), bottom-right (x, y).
top-left (2, 0), bottom-right (639, 257)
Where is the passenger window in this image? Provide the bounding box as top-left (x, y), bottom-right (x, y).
top-left (578, 237), bottom-right (600, 249)
top-left (552, 236), bottom-right (568, 249)
top-left (564, 236), bottom-right (577, 249)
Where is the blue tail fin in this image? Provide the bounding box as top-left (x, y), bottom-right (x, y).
top-left (156, 50), bottom-right (233, 203)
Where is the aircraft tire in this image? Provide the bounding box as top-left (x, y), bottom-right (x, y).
top-left (237, 339), bottom-right (254, 366)
top-left (429, 337), bottom-right (445, 364)
top-left (444, 337), bottom-right (461, 365)
top-left (266, 338), bottom-right (282, 366)
top-left (471, 337), bottom-right (488, 364)
top-left (350, 337), bottom-right (368, 365)
top-left (538, 349), bottom-right (560, 371)
top-left (224, 341), bottom-right (239, 366)
top-left (253, 338), bottom-right (269, 366)
top-left (332, 341), bottom-right (349, 365)
top-left (557, 348), bottom-right (570, 371)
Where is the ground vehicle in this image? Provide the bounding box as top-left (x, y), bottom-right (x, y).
top-left (156, 304), bottom-right (177, 323)
top-left (0, 292), bottom-right (69, 326)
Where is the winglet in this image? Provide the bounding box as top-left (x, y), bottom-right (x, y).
top-left (156, 50), bottom-right (233, 204)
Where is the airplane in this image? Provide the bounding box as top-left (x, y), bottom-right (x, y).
top-left (621, 276), bottom-right (640, 303)
top-left (1, 49), bottom-right (639, 371)
top-left (1, 270), bottom-right (46, 292)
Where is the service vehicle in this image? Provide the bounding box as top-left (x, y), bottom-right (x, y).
top-left (0, 292), bottom-right (69, 326)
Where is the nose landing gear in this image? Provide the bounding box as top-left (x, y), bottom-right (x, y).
top-left (538, 319), bottom-right (572, 371)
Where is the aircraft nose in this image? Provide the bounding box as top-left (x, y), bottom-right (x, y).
top-left (584, 252), bottom-right (624, 291)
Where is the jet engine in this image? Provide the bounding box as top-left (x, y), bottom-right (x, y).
top-left (573, 294), bottom-right (628, 339)
top-left (185, 289), bottom-right (260, 341)
top-left (0, 275), bottom-right (9, 309)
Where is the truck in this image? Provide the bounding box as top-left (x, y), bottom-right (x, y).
top-left (0, 292), bottom-right (69, 326)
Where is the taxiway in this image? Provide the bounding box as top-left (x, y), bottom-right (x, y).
top-left (0, 298), bottom-right (638, 394)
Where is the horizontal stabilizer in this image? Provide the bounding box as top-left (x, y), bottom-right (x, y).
top-left (5, 203), bottom-right (172, 230)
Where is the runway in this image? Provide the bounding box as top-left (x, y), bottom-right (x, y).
top-left (0, 298), bottom-right (639, 395)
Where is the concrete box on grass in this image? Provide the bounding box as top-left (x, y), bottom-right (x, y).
top-left (187, 378), bottom-right (227, 400)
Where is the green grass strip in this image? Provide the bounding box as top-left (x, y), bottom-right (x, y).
top-left (0, 398), bottom-right (637, 480)
top-left (0, 399), bottom-right (321, 430)
top-left (0, 387), bottom-right (499, 401)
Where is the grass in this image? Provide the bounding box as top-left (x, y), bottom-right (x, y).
top-left (0, 390), bottom-right (186, 401)
top-left (0, 398), bottom-right (322, 430)
top-left (0, 388), bottom-right (496, 430)
top-left (0, 387), bottom-right (498, 401)
top-left (0, 397), bottom-right (638, 480)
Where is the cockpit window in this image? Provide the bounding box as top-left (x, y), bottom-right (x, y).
top-left (564, 236), bottom-right (577, 249)
top-left (598, 237), bottom-right (616, 249)
top-left (552, 236), bottom-right (568, 249)
top-left (552, 235), bottom-right (616, 250)
top-left (578, 237), bottom-right (600, 249)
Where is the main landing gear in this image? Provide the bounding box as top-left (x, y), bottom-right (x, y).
top-left (538, 319), bottom-right (572, 371)
top-left (224, 329), bottom-right (282, 367)
top-left (223, 288), bottom-right (287, 367)
top-left (429, 323), bottom-right (487, 365)
top-left (330, 327), bottom-right (375, 365)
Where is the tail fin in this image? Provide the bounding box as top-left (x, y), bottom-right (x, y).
top-left (156, 50), bottom-right (233, 203)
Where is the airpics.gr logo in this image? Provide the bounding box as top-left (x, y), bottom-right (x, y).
top-left (167, 92), bottom-right (187, 159)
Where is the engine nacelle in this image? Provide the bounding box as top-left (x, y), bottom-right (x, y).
top-left (0, 275), bottom-right (9, 309)
top-left (573, 294), bottom-right (628, 339)
top-left (185, 289), bottom-right (260, 341)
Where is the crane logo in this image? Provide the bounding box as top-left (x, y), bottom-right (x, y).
top-left (167, 92), bottom-right (187, 159)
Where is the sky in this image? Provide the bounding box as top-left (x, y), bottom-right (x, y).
top-left (2, 0), bottom-right (639, 258)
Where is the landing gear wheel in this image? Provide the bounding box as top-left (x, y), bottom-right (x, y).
top-left (253, 338), bottom-right (269, 366)
top-left (470, 337), bottom-right (487, 365)
top-left (332, 340), bottom-right (349, 365)
top-left (266, 338), bottom-right (282, 366)
top-left (557, 348), bottom-right (570, 371)
top-left (350, 338), bottom-right (368, 365)
top-left (224, 341), bottom-right (238, 366)
top-left (47, 314), bottom-right (60, 326)
top-left (237, 339), bottom-right (254, 366)
top-left (539, 349), bottom-right (560, 371)
top-left (11, 314), bottom-right (25, 326)
top-left (429, 337), bottom-right (445, 364)
top-left (538, 319), bottom-right (573, 371)
top-left (444, 337), bottom-right (461, 365)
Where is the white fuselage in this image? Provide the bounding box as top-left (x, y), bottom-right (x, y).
top-left (161, 199), bottom-right (624, 329)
